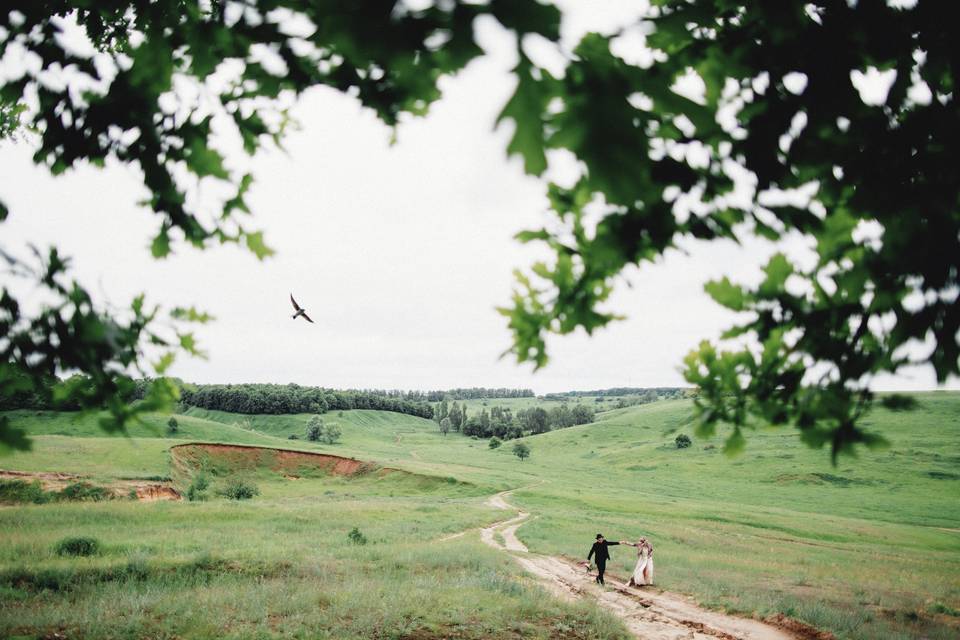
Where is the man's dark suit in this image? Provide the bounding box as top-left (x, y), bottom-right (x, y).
top-left (587, 539), bottom-right (619, 585)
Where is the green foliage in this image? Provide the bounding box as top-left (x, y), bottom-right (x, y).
top-left (0, 0), bottom-right (550, 451)
top-left (0, 248), bottom-right (200, 452)
top-left (54, 536), bottom-right (100, 557)
top-left (0, 479), bottom-right (50, 504)
top-left (488, 437), bottom-right (502, 450)
top-left (3, 1), bottom-right (955, 464)
top-left (186, 473), bottom-right (210, 502)
top-left (218, 478), bottom-right (260, 501)
top-left (167, 417), bottom-right (178, 434)
top-left (675, 434), bottom-right (692, 449)
top-left (0, 99), bottom-right (27, 141)
top-left (497, 1), bottom-right (959, 460)
top-left (172, 383), bottom-right (428, 419)
top-left (439, 417), bottom-right (451, 436)
top-left (319, 423), bottom-right (342, 445)
top-left (58, 482), bottom-right (111, 502)
top-left (306, 416), bottom-right (324, 442)
top-left (512, 442), bottom-right (530, 461)
top-left (347, 527), bottom-right (368, 546)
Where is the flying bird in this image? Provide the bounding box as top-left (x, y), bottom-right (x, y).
top-left (289, 293), bottom-right (314, 323)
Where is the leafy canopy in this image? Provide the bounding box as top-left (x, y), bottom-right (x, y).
top-left (2, 1), bottom-right (956, 460)
top-left (496, 0), bottom-right (958, 460)
top-left (0, 0), bottom-right (559, 450)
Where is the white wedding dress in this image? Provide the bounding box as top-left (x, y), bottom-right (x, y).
top-left (628, 541), bottom-right (654, 586)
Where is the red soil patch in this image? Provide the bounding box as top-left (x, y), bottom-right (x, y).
top-left (169, 443), bottom-right (383, 477)
top-left (0, 470), bottom-right (180, 501)
top-left (135, 485), bottom-right (181, 501)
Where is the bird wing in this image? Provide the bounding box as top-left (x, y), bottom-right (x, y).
top-left (301, 312), bottom-right (314, 323)
top-left (290, 293), bottom-right (302, 311)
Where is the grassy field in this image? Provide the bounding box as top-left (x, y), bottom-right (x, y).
top-left (1, 393), bottom-right (959, 639)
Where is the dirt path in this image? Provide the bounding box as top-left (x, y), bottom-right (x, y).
top-left (479, 490), bottom-right (808, 640)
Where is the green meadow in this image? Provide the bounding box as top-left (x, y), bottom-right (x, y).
top-left (1, 393), bottom-right (959, 639)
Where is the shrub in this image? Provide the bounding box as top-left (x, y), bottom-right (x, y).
top-left (675, 434), bottom-right (692, 449)
top-left (512, 442), bottom-right (530, 461)
top-left (167, 417), bottom-right (178, 434)
top-left (319, 423), bottom-right (342, 444)
top-left (0, 480), bottom-right (51, 504)
top-left (347, 527), bottom-right (367, 545)
top-left (59, 482), bottom-right (111, 501)
top-left (55, 536), bottom-right (100, 557)
top-left (488, 437), bottom-right (502, 449)
top-left (219, 478), bottom-right (259, 500)
top-left (287, 434), bottom-right (299, 440)
top-left (186, 473), bottom-right (210, 502)
top-left (306, 415), bottom-right (323, 441)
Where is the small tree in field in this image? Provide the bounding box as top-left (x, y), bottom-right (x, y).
top-left (439, 417), bottom-right (451, 436)
top-left (319, 423), bottom-right (342, 444)
top-left (488, 437), bottom-right (502, 450)
top-left (675, 434), bottom-right (692, 449)
top-left (306, 415), bottom-right (323, 441)
top-left (167, 417), bottom-right (178, 435)
top-left (513, 442), bottom-right (530, 461)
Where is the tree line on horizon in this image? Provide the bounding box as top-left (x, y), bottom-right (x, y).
top-left (1, 378), bottom-right (435, 420)
top-left (545, 387), bottom-right (690, 400)
top-left (434, 399), bottom-right (595, 441)
top-left (4, 376), bottom-right (691, 422)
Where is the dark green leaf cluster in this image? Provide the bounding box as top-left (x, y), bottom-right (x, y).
top-left (55, 536), bottom-right (100, 557)
top-left (512, 441), bottom-right (530, 460)
top-left (186, 472), bottom-right (210, 502)
top-left (218, 478), bottom-right (259, 500)
top-left (0, 0), bottom-right (556, 451)
top-left (1, 1), bottom-right (558, 257)
top-left (0, 247), bottom-right (202, 452)
top-left (347, 526), bottom-right (367, 545)
top-left (498, 1), bottom-right (959, 459)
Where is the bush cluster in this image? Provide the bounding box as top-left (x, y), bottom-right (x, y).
top-left (186, 473), bottom-right (210, 501)
top-left (347, 527), bottom-right (368, 545)
top-left (60, 482), bottom-right (111, 501)
top-left (55, 536), bottom-right (100, 557)
top-left (219, 479), bottom-right (259, 500)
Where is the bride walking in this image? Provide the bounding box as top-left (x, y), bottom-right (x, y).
top-left (621, 537), bottom-right (654, 587)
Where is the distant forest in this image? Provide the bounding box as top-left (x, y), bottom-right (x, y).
top-left (2, 379), bottom-right (434, 420)
top-left (163, 383), bottom-right (435, 419)
top-left (410, 388), bottom-right (535, 401)
top-left (2, 378), bottom-right (688, 424)
top-left (544, 387), bottom-right (690, 399)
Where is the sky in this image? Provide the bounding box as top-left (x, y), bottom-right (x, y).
top-left (0, 1), bottom-right (954, 394)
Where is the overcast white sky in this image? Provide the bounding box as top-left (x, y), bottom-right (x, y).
top-left (0, 1), bottom-right (953, 393)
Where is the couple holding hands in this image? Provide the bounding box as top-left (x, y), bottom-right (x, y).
top-left (585, 533), bottom-right (654, 587)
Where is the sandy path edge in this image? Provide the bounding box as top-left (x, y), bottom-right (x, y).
top-left (477, 489), bottom-right (815, 640)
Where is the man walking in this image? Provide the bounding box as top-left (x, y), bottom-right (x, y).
top-left (587, 533), bottom-right (620, 585)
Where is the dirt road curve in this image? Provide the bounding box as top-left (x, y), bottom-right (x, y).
top-left (478, 490), bottom-right (807, 640)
